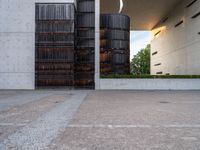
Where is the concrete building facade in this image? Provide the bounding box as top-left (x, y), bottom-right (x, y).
top-left (0, 0), bottom-right (74, 89)
top-left (151, 0), bottom-right (200, 75)
top-left (0, 0), bottom-right (200, 90)
top-left (101, 0), bottom-right (200, 76)
top-left (0, 0), bottom-right (99, 89)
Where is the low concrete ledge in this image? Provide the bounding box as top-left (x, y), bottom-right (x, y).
top-left (99, 79), bottom-right (200, 90)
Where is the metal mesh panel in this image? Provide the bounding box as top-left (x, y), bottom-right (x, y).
top-left (77, 14), bottom-right (95, 28)
top-left (77, 1), bottom-right (95, 13)
top-left (101, 30), bottom-right (129, 40)
top-left (100, 14), bottom-right (130, 30)
top-left (77, 29), bottom-right (95, 38)
top-left (35, 3), bottom-right (75, 87)
top-left (36, 21), bottom-right (74, 33)
top-left (101, 40), bottom-right (129, 50)
top-left (75, 0), bottom-right (95, 88)
top-left (100, 14), bottom-right (130, 75)
top-left (36, 4), bottom-right (75, 20)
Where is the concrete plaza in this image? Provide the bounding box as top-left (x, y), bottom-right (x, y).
top-left (0, 90), bottom-right (200, 149)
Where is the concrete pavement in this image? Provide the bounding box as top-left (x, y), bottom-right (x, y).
top-left (0, 90), bottom-right (200, 149)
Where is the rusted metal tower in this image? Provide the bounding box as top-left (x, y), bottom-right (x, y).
top-left (100, 14), bottom-right (130, 75)
top-left (75, 0), bottom-right (95, 88)
top-left (35, 3), bottom-right (75, 87)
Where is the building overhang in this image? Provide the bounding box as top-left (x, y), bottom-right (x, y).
top-left (100, 0), bottom-right (182, 30)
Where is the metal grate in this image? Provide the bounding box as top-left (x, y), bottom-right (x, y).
top-left (75, 0), bottom-right (95, 89)
top-left (100, 14), bottom-right (130, 75)
top-left (35, 3), bottom-right (75, 87)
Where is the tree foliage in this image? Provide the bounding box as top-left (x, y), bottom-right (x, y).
top-left (130, 44), bottom-right (150, 75)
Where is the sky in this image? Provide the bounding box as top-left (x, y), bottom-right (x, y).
top-left (130, 31), bottom-right (151, 60)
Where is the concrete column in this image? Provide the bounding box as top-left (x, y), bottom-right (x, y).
top-left (0, 0), bottom-right (35, 90)
top-left (95, 0), bottom-right (100, 89)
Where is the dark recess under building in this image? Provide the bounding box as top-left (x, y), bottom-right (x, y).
top-left (35, 1), bottom-right (130, 89)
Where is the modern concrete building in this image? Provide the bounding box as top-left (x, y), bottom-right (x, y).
top-left (0, 0), bottom-right (200, 90)
top-left (101, 0), bottom-right (200, 75)
top-left (151, 0), bottom-right (200, 75)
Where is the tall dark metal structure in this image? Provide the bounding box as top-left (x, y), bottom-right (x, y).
top-left (35, 3), bottom-right (75, 87)
top-left (75, 0), bottom-right (95, 88)
top-left (35, 2), bottom-right (95, 88)
top-left (100, 14), bottom-right (130, 75)
top-left (35, 3), bottom-right (130, 88)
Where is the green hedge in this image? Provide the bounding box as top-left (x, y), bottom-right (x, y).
top-left (101, 74), bottom-right (200, 79)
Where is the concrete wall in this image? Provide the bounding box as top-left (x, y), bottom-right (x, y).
top-left (1, 0), bottom-right (199, 90)
top-left (99, 79), bottom-right (200, 90)
top-left (95, 0), bottom-right (100, 89)
top-left (151, 0), bottom-right (200, 75)
top-left (0, 0), bottom-right (74, 89)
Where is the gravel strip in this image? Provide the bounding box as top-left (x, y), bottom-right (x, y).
top-left (0, 91), bottom-right (89, 150)
top-left (0, 93), bottom-right (70, 141)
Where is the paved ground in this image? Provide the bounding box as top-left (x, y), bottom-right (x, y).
top-left (0, 90), bottom-right (200, 149)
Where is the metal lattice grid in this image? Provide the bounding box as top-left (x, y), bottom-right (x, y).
top-left (35, 3), bottom-right (75, 87)
top-left (75, 0), bottom-right (95, 89)
top-left (100, 14), bottom-right (130, 75)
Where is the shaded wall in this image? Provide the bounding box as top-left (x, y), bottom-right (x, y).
top-left (151, 0), bottom-right (200, 75)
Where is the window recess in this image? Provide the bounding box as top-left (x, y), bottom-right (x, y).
top-left (191, 12), bottom-right (200, 19)
top-left (152, 51), bottom-right (158, 56)
top-left (154, 63), bottom-right (161, 66)
top-left (156, 72), bottom-right (163, 75)
top-left (186, 0), bottom-right (197, 8)
top-left (154, 31), bottom-right (161, 37)
top-left (175, 20), bottom-right (183, 28)
top-left (162, 17), bottom-right (169, 23)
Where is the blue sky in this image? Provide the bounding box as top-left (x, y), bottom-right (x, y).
top-left (130, 31), bottom-right (151, 60)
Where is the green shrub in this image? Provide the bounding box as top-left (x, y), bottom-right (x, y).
top-left (101, 74), bottom-right (200, 79)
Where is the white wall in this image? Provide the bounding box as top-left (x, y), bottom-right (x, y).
top-left (99, 79), bottom-right (200, 90)
top-left (151, 0), bottom-right (200, 75)
top-left (0, 0), bottom-right (74, 89)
